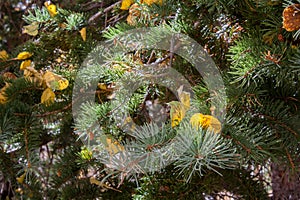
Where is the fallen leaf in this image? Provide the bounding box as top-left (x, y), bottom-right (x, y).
top-left (41, 88), bottom-right (55, 106)
top-left (22, 22), bottom-right (39, 36)
top-left (120, 0), bottom-right (134, 10)
top-left (20, 60), bottom-right (32, 70)
top-left (17, 51), bottom-right (32, 60)
top-left (79, 27), bottom-right (86, 41)
top-left (190, 113), bottom-right (221, 133)
top-left (0, 50), bottom-right (8, 60)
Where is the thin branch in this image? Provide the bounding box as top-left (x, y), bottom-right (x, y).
top-left (88, 1), bottom-right (122, 24)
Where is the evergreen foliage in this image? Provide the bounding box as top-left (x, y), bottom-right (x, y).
top-left (0, 0), bottom-right (299, 199)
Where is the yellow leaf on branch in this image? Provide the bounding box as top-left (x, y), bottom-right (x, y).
top-left (120, 0), bottom-right (134, 10)
top-left (23, 66), bottom-right (43, 86)
top-left (16, 172), bottom-right (26, 184)
top-left (22, 22), bottom-right (39, 36)
top-left (44, 1), bottom-right (58, 17)
top-left (17, 51), bottom-right (32, 60)
top-left (43, 71), bottom-right (69, 90)
top-left (20, 60), bottom-right (31, 70)
top-left (79, 27), bottom-right (87, 41)
top-left (190, 113), bottom-right (222, 133)
top-left (169, 101), bottom-right (186, 127)
top-left (177, 85), bottom-right (190, 109)
top-left (142, 0), bottom-right (163, 5)
top-left (169, 86), bottom-right (191, 127)
top-left (0, 50), bottom-right (8, 60)
top-left (41, 88), bottom-right (55, 106)
top-left (57, 79), bottom-right (69, 90)
top-left (0, 83), bottom-right (10, 104)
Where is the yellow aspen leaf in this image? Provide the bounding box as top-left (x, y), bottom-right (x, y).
top-left (120, 0), bottom-right (134, 10)
top-left (41, 88), bottom-right (55, 106)
top-left (0, 83), bottom-right (10, 104)
top-left (44, 2), bottom-right (58, 17)
top-left (0, 50), bottom-right (8, 60)
top-left (177, 85), bottom-right (190, 109)
top-left (17, 51), bottom-right (32, 60)
top-left (20, 60), bottom-right (31, 70)
top-left (43, 71), bottom-right (68, 90)
top-left (16, 172), bottom-right (26, 184)
top-left (169, 86), bottom-right (190, 127)
top-left (143, 0), bottom-right (163, 5)
top-left (23, 66), bottom-right (43, 87)
top-left (22, 22), bottom-right (39, 36)
top-left (169, 101), bottom-right (186, 127)
top-left (57, 79), bottom-right (69, 90)
top-left (106, 138), bottom-right (124, 155)
top-left (98, 83), bottom-right (107, 90)
top-left (79, 27), bottom-right (87, 41)
top-left (190, 113), bottom-right (222, 133)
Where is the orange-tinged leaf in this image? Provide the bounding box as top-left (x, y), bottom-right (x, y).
top-left (120, 0), bottom-right (134, 10)
top-left (2, 72), bottom-right (17, 79)
top-left (20, 60), bottom-right (31, 70)
top-left (17, 51), bottom-right (32, 60)
top-left (41, 88), bottom-right (55, 106)
top-left (79, 27), bottom-right (87, 41)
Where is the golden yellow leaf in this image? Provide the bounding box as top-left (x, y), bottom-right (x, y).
top-left (0, 50), bottom-right (8, 60)
top-left (41, 88), bottom-right (55, 106)
top-left (79, 27), bottom-right (86, 41)
top-left (106, 138), bottom-right (124, 155)
top-left (98, 83), bottom-right (107, 90)
top-left (23, 66), bottom-right (43, 87)
top-left (177, 85), bottom-right (190, 109)
top-left (45, 2), bottom-right (58, 17)
top-left (0, 83), bottom-right (10, 104)
top-left (17, 51), bottom-right (32, 60)
top-left (169, 101), bottom-right (186, 127)
top-left (43, 71), bottom-right (69, 90)
top-left (58, 79), bottom-right (69, 90)
top-left (190, 113), bottom-right (222, 133)
top-left (120, 0), bottom-right (134, 10)
top-left (143, 0), bottom-right (163, 5)
top-left (20, 60), bottom-right (31, 70)
top-left (22, 22), bottom-right (39, 36)
top-left (16, 172), bottom-right (26, 184)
